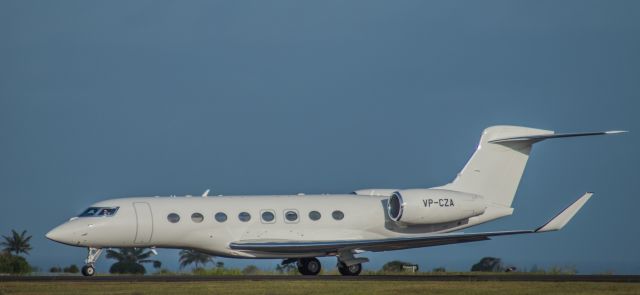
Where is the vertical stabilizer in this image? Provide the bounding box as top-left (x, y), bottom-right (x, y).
top-left (438, 126), bottom-right (552, 207)
top-left (438, 125), bottom-right (624, 207)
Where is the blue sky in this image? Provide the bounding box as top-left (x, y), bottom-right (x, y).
top-left (1, 1), bottom-right (638, 274)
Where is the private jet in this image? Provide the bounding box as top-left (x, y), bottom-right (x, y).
top-left (46, 125), bottom-right (625, 276)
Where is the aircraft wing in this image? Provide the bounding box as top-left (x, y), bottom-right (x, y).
top-left (229, 193), bottom-right (592, 254)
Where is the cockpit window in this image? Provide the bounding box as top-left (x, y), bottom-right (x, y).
top-left (79, 207), bottom-right (100, 217)
top-left (79, 207), bottom-right (119, 217)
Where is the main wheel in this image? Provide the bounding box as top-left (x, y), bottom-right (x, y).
top-left (81, 265), bottom-right (95, 276)
top-left (297, 258), bottom-right (321, 276)
top-left (338, 262), bottom-right (362, 276)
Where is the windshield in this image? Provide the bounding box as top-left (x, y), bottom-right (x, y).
top-left (79, 207), bottom-right (119, 217)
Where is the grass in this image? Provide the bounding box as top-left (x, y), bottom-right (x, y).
top-left (1, 281), bottom-right (640, 295)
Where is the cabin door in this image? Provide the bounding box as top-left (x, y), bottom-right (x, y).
top-left (133, 202), bottom-right (153, 244)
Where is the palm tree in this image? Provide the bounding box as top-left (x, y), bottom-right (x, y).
top-left (1, 230), bottom-right (32, 255)
top-left (105, 248), bottom-right (161, 274)
top-left (179, 249), bottom-right (214, 269)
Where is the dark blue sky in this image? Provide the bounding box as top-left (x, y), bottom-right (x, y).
top-left (1, 1), bottom-right (638, 274)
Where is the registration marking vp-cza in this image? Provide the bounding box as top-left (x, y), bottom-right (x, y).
top-left (423, 199), bottom-right (455, 207)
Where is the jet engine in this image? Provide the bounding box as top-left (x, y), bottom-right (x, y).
top-left (387, 189), bottom-right (486, 225)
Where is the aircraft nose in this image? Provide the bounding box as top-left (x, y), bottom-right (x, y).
top-left (45, 227), bottom-right (61, 241)
top-left (46, 224), bottom-right (77, 245)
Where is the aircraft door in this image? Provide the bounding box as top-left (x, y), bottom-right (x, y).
top-left (133, 202), bottom-right (153, 244)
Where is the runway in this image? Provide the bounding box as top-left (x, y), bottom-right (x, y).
top-left (2, 275), bottom-right (639, 283)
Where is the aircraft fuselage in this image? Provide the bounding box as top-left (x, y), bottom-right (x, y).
top-left (47, 192), bottom-right (509, 258)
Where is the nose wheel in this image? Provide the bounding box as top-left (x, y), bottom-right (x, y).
top-left (81, 265), bottom-right (95, 276)
top-left (297, 258), bottom-right (321, 275)
top-left (82, 247), bottom-right (102, 277)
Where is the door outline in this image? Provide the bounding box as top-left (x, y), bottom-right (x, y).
top-left (133, 202), bottom-right (153, 244)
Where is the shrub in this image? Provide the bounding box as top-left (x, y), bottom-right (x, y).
top-left (470, 257), bottom-right (503, 272)
top-left (0, 252), bottom-right (31, 274)
top-left (63, 264), bottom-right (79, 273)
top-left (109, 261), bottom-right (146, 274)
top-left (275, 263), bottom-right (297, 274)
top-left (548, 265), bottom-right (577, 275)
top-left (192, 267), bottom-right (207, 275)
top-left (381, 260), bottom-right (413, 272)
top-left (241, 265), bottom-right (259, 275)
top-left (153, 268), bottom-right (175, 275)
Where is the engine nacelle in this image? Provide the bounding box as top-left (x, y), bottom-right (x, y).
top-left (352, 189), bottom-right (398, 197)
top-left (387, 189), bottom-right (486, 225)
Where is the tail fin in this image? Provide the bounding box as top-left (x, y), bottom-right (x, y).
top-left (438, 125), bottom-right (625, 207)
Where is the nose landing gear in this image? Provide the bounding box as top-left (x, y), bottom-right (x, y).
top-left (81, 247), bottom-right (102, 276)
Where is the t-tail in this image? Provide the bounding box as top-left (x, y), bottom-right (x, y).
top-left (438, 125), bottom-right (626, 208)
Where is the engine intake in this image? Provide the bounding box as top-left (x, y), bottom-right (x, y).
top-left (387, 189), bottom-right (486, 225)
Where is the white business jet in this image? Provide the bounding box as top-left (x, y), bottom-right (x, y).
top-left (46, 125), bottom-right (625, 276)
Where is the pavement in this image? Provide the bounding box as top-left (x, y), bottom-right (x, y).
top-left (1, 275), bottom-right (640, 282)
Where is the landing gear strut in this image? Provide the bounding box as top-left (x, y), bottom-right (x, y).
top-left (297, 258), bottom-right (321, 275)
top-left (81, 247), bottom-right (102, 276)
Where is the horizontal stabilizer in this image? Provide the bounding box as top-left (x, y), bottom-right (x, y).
top-left (489, 130), bottom-right (627, 144)
top-left (535, 192), bottom-right (593, 233)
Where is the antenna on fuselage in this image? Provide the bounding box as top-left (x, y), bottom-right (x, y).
top-left (202, 189), bottom-right (210, 197)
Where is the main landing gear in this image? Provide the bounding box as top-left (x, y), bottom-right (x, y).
top-left (287, 253), bottom-right (367, 276)
top-left (336, 251), bottom-right (367, 276)
top-left (81, 247), bottom-right (102, 276)
top-left (296, 258), bottom-right (322, 275)
top-left (337, 262), bottom-right (362, 276)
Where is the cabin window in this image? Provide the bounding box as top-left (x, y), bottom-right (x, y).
top-left (191, 213), bottom-right (204, 223)
top-left (332, 210), bottom-right (344, 220)
top-left (167, 213), bottom-right (180, 223)
top-left (309, 211), bottom-right (321, 221)
top-left (238, 212), bottom-right (251, 222)
top-left (309, 211), bottom-right (322, 221)
top-left (215, 212), bottom-right (227, 222)
top-left (261, 210), bottom-right (275, 223)
top-left (284, 210), bottom-right (299, 223)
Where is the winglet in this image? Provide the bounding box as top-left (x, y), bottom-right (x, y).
top-left (535, 192), bottom-right (593, 233)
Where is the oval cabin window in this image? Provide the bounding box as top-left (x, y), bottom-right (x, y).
top-left (167, 213), bottom-right (180, 223)
top-left (215, 212), bottom-right (227, 222)
top-left (261, 211), bottom-right (275, 222)
top-left (191, 213), bottom-right (204, 223)
top-left (285, 210), bottom-right (299, 222)
top-left (309, 211), bottom-right (321, 221)
top-left (332, 210), bottom-right (344, 220)
top-left (238, 212), bottom-right (251, 222)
